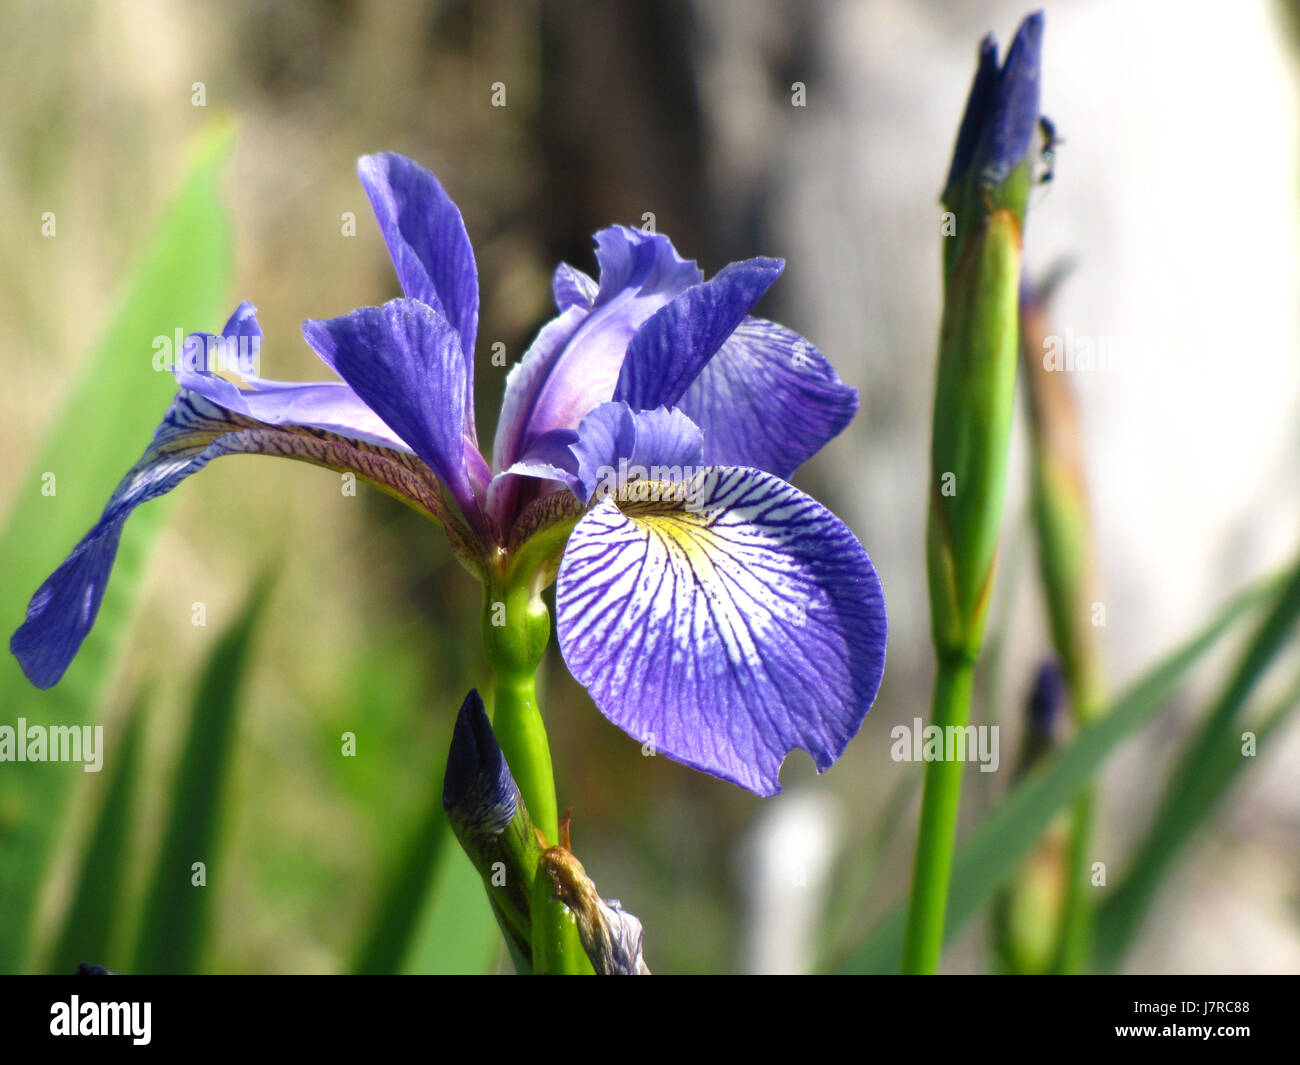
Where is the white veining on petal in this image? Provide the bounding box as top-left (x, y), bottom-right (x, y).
top-left (556, 466), bottom-right (887, 795)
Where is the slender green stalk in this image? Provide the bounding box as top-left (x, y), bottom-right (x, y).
top-left (845, 568), bottom-right (1280, 973)
top-left (905, 13), bottom-right (1042, 972)
top-left (902, 656), bottom-right (975, 974)
top-left (492, 673), bottom-right (592, 974)
top-left (492, 672), bottom-right (558, 843)
top-left (1019, 278), bottom-right (1107, 973)
top-left (1052, 788), bottom-right (1094, 971)
top-left (480, 575), bottom-right (591, 973)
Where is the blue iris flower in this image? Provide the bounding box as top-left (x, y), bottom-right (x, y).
top-left (12, 152), bottom-right (887, 796)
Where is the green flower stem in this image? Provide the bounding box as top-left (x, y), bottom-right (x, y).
top-left (1020, 279), bottom-right (1106, 973)
top-left (1053, 788), bottom-right (1094, 972)
top-left (492, 671), bottom-right (558, 844)
top-left (481, 573), bottom-right (591, 974)
top-left (907, 198), bottom-right (1027, 974)
top-left (902, 655), bottom-right (975, 974)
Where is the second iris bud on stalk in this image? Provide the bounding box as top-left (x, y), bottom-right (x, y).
top-left (443, 689), bottom-right (649, 975)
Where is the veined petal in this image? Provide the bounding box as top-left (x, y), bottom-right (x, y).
top-left (569, 402), bottom-right (704, 503)
top-left (492, 228), bottom-right (702, 467)
top-left (357, 152), bottom-right (479, 429)
top-left (677, 318), bottom-right (858, 479)
top-left (552, 263), bottom-right (598, 311)
top-left (11, 390), bottom-right (476, 690)
top-left (178, 302), bottom-right (414, 452)
top-left (492, 306), bottom-right (588, 473)
top-left (590, 226), bottom-right (702, 306)
top-left (614, 258), bottom-right (784, 411)
top-left (487, 428), bottom-right (584, 527)
top-left (555, 466), bottom-right (887, 796)
top-left (176, 372), bottom-right (414, 454)
top-left (302, 299), bottom-right (484, 528)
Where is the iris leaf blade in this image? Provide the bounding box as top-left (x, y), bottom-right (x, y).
top-left (0, 123), bottom-right (233, 970)
top-left (838, 569), bottom-right (1281, 973)
top-left (130, 574), bottom-right (270, 974)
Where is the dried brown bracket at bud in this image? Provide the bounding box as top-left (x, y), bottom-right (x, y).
top-left (536, 813), bottom-right (651, 976)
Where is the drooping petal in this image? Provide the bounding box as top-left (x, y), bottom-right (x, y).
top-left (555, 466), bottom-right (887, 796)
top-left (492, 228), bottom-right (702, 467)
top-left (552, 263), bottom-right (598, 311)
top-left (676, 318), bottom-right (858, 479)
top-left (568, 402), bottom-right (704, 503)
top-left (11, 390), bottom-right (475, 690)
top-left (357, 152), bottom-right (480, 433)
top-left (614, 258), bottom-right (784, 411)
top-left (302, 298), bottom-right (484, 527)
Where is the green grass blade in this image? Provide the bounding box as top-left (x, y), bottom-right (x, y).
top-left (130, 576), bottom-right (270, 974)
top-left (352, 773), bottom-right (457, 974)
top-left (838, 569), bottom-right (1280, 973)
top-left (44, 697), bottom-right (148, 975)
top-left (352, 780), bottom-right (504, 976)
top-left (1094, 562), bottom-right (1300, 969)
top-left (0, 123), bottom-right (233, 970)
top-left (401, 840), bottom-right (502, 975)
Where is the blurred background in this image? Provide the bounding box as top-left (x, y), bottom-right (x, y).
top-left (1, 0), bottom-right (1298, 974)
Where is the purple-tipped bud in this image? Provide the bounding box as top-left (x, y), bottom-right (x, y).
top-left (945, 11), bottom-right (1044, 193)
top-left (443, 688), bottom-right (518, 838)
top-left (1027, 658), bottom-right (1065, 739)
top-left (442, 688), bottom-right (543, 970)
top-left (1015, 658), bottom-right (1065, 777)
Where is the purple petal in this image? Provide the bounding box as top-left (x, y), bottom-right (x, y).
top-left (614, 258), bottom-right (784, 411)
top-left (488, 427), bottom-right (585, 521)
top-left (12, 390), bottom-right (466, 689)
top-left (174, 374), bottom-right (414, 454)
top-left (567, 403), bottom-right (630, 502)
top-left (492, 228), bottom-right (702, 468)
top-left (552, 263), bottom-right (598, 311)
top-left (357, 152), bottom-right (480, 431)
top-left (945, 34), bottom-right (1001, 190)
top-left (979, 12), bottom-right (1043, 188)
top-left (590, 226), bottom-right (702, 306)
top-left (491, 306), bottom-right (588, 473)
top-left (176, 302), bottom-right (413, 452)
top-left (677, 318), bottom-right (858, 479)
top-left (555, 466), bottom-right (887, 795)
top-left (946, 13), bottom-right (1045, 190)
top-left (302, 299), bottom-right (483, 526)
top-left (569, 402), bottom-right (704, 503)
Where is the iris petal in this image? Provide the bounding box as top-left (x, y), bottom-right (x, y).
top-left (11, 390), bottom-right (471, 689)
top-left (555, 466), bottom-right (887, 795)
top-left (492, 228), bottom-right (702, 465)
top-left (677, 318), bottom-right (858, 479)
top-left (492, 306), bottom-right (588, 473)
top-left (552, 263), bottom-right (598, 311)
top-left (569, 402), bottom-right (704, 503)
top-left (614, 258), bottom-right (784, 411)
top-left (357, 152), bottom-right (480, 433)
top-left (302, 298), bottom-right (484, 528)
top-left (177, 301), bottom-right (412, 452)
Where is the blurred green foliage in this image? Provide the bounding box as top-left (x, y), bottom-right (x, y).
top-left (1, 2), bottom-right (1296, 976)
